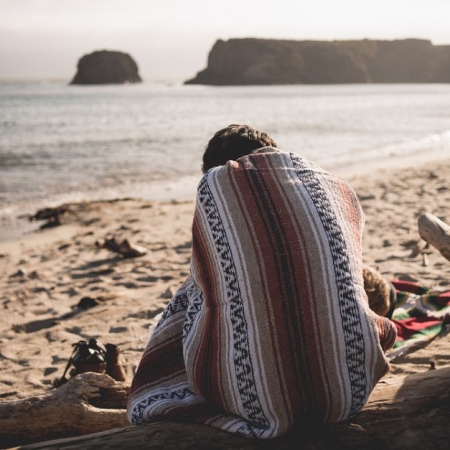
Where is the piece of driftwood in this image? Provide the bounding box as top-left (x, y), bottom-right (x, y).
top-left (0, 373), bottom-right (129, 448)
top-left (5, 367), bottom-right (450, 450)
top-left (418, 213), bottom-right (450, 262)
top-left (95, 237), bottom-right (147, 258)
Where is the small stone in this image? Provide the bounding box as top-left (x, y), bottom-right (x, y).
top-left (11, 268), bottom-right (27, 277)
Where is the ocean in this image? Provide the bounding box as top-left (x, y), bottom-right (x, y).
top-left (1, 81), bottom-right (450, 240)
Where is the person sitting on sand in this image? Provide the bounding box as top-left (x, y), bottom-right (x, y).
top-left (127, 124), bottom-right (397, 438)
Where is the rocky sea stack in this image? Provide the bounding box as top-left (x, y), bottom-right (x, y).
top-left (185, 38), bottom-right (450, 85)
top-left (71, 50), bottom-right (142, 85)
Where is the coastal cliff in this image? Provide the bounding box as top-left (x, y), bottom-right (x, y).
top-left (71, 50), bottom-right (142, 85)
top-left (185, 38), bottom-right (450, 85)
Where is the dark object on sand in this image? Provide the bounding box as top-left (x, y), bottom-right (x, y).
top-left (57, 339), bottom-right (126, 387)
top-left (105, 343), bottom-right (127, 382)
top-left (29, 206), bottom-right (68, 228)
top-left (96, 237), bottom-right (147, 258)
top-left (75, 293), bottom-right (117, 311)
top-left (77, 296), bottom-right (101, 310)
top-left (71, 50), bottom-right (142, 85)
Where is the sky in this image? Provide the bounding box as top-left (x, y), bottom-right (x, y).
top-left (1, 0), bottom-right (450, 82)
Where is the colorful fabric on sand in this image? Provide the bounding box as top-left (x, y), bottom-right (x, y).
top-left (387, 280), bottom-right (450, 362)
top-left (127, 148), bottom-right (397, 438)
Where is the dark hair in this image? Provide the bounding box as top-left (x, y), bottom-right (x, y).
top-left (202, 124), bottom-right (277, 173)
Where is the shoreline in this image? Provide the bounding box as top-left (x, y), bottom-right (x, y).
top-left (0, 175), bottom-right (200, 244)
top-left (332, 145), bottom-right (450, 180)
top-left (2, 148), bottom-right (450, 244)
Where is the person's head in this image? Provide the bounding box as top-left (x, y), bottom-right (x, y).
top-left (201, 124), bottom-right (278, 173)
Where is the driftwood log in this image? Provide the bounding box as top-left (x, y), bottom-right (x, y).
top-left (3, 367), bottom-right (450, 450)
top-left (0, 373), bottom-right (129, 448)
top-left (418, 213), bottom-right (450, 262)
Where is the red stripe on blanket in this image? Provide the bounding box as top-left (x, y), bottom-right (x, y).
top-left (392, 317), bottom-right (443, 341)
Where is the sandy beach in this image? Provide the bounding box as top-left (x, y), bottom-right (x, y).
top-left (1, 156), bottom-right (449, 406)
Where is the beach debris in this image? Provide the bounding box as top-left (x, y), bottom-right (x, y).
top-left (11, 268), bottom-right (27, 277)
top-left (77, 296), bottom-right (101, 310)
top-left (0, 372), bottom-right (129, 447)
top-left (9, 268), bottom-right (39, 280)
top-left (29, 206), bottom-right (69, 229)
top-left (56, 339), bottom-right (126, 387)
top-left (96, 237), bottom-right (147, 258)
top-left (75, 293), bottom-right (116, 310)
top-left (418, 213), bottom-right (450, 262)
top-left (105, 343), bottom-right (127, 382)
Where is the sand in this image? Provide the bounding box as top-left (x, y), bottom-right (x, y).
top-left (0, 158), bottom-right (449, 404)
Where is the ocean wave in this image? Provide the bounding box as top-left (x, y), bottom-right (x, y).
top-left (2, 82), bottom-right (450, 218)
top-left (330, 130), bottom-right (450, 170)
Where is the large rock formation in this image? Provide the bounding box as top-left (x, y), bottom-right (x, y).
top-left (71, 50), bottom-right (142, 85)
top-left (185, 38), bottom-right (450, 85)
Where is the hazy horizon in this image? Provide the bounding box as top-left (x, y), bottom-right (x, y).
top-left (1, 0), bottom-right (450, 82)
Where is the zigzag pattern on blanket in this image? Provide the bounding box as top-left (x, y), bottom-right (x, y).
top-left (128, 283), bottom-right (204, 426)
top-left (192, 176), bottom-right (270, 434)
top-left (127, 148), bottom-right (397, 438)
top-left (290, 153), bottom-right (368, 416)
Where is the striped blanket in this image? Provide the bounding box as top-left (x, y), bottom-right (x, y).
top-left (387, 281), bottom-right (450, 361)
top-left (128, 148), bottom-right (397, 438)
